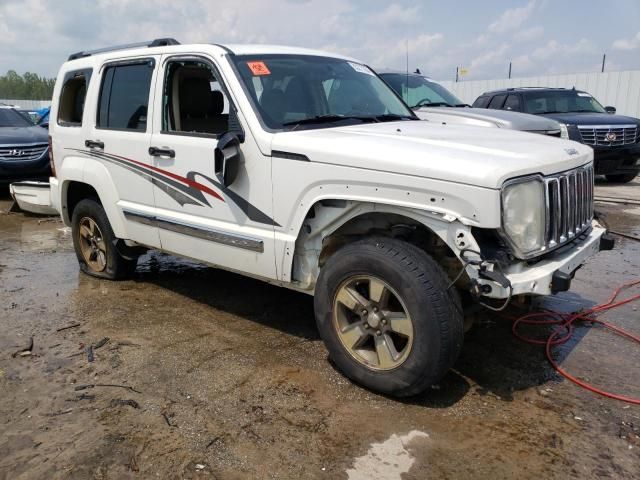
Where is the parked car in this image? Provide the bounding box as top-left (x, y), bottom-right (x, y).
top-left (49, 39), bottom-right (612, 397)
top-left (379, 71), bottom-right (562, 136)
top-left (36, 107), bottom-right (51, 128)
top-left (473, 87), bottom-right (640, 183)
top-left (0, 106), bottom-right (50, 185)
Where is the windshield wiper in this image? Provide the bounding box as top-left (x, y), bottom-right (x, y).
top-left (571, 109), bottom-right (597, 113)
top-left (282, 114), bottom-right (379, 130)
top-left (375, 113), bottom-right (417, 122)
top-left (411, 100), bottom-right (453, 108)
top-left (455, 103), bottom-right (471, 107)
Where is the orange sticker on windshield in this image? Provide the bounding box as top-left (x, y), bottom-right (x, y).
top-left (247, 61), bottom-right (271, 76)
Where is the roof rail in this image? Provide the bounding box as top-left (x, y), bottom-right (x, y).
top-left (68, 38), bottom-right (180, 61)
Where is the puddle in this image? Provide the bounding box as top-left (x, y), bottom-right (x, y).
top-left (346, 431), bottom-right (429, 480)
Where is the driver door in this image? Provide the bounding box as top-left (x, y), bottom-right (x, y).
top-left (148, 54), bottom-right (277, 279)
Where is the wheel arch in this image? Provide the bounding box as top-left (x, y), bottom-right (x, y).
top-left (288, 199), bottom-right (480, 292)
top-left (59, 157), bottom-right (127, 237)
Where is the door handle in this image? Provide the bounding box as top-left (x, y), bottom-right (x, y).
top-left (149, 146), bottom-right (175, 158)
top-left (85, 140), bottom-right (104, 149)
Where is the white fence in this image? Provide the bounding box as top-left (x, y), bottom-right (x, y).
top-left (440, 70), bottom-right (640, 119)
top-left (0, 99), bottom-right (50, 109)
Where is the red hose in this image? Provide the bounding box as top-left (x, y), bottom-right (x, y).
top-left (510, 279), bottom-right (640, 405)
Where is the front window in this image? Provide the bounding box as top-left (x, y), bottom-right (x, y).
top-left (231, 55), bottom-right (416, 131)
top-left (523, 90), bottom-right (606, 114)
top-left (0, 108), bottom-right (33, 128)
top-left (381, 73), bottom-right (465, 108)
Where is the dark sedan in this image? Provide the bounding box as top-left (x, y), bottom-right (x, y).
top-left (473, 87), bottom-right (640, 183)
top-left (0, 107), bottom-right (50, 185)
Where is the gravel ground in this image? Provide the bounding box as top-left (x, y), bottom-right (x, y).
top-left (0, 178), bottom-right (639, 479)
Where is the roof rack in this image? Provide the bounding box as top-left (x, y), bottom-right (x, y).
top-left (68, 38), bottom-right (180, 61)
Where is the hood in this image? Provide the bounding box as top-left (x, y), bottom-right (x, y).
top-left (415, 107), bottom-right (561, 132)
top-left (540, 112), bottom-right (640, 126)
top-left (0, 125), bottom-right (49, 145)
top-left (271, 121), bottom-right (592, 189)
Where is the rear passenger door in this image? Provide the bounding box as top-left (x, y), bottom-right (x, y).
top-left (86, 57), bottom-right (161, 248)
top-left (148, 55), bottom-right (277, 280)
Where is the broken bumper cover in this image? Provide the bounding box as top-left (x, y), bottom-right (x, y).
top-left (479, 223), bottom-right (610, 298)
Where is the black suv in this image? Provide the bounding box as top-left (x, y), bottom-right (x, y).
top-left (473, 87), bottom-right (640, 183)
top-left (0, 107), bottom-right (50, 185)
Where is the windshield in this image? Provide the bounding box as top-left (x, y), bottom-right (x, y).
top-left (0, 108), bottom-right (33, 127)
top-left (523, 90), bottom-right (606, 114)
top-left (231, 55), bottom-right (416, 131)
top-left (380, 73), bottom-right (464, 108)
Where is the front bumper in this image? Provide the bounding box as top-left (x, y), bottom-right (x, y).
top-left (592, 144), bottom-right (640, 175)
top-left (477, 222), bottom-right (609, 298)
top-left (0, 152), bottom-right (51, 184)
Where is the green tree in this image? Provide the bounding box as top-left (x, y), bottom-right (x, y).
top-left (0, 70), bottom-right (55, 100)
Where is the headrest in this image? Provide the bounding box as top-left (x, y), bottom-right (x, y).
top-left (180, 77), bottom-right (211, 117)
top-left (210, 90), bottom-right (224, 115)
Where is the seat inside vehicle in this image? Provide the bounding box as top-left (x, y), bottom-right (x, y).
top-left (164, 61), bottom-right (229, 135)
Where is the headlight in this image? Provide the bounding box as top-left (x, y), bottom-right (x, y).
top-left (559, 123), bottom-right (569, 139)
top-left (502, 178), bottom-right (545, 257)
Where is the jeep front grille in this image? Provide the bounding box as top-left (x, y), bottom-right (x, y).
top-left (544, 164), bottom-right (594, 250)
top-left (577, 125), bottom-right (638, 147)
top-left (0, 143), bottom-right (49, 162)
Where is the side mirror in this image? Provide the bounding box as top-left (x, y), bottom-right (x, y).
top-left (215, 132), bottom-right (241, 187)
top-left (604, 106), bottom-right (616, 114)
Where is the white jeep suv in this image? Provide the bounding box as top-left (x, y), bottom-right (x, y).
top-left (48, 39), bottom-right (612, 397)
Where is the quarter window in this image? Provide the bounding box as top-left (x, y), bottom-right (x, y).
top-left (57, 69), bottom-right (91, 126)
top-left (97, 61), bottom-right (153, 131)
top-left (488, 94), bottom-right (507, 109)
top-left (472, 96), bottom-right (490, 108)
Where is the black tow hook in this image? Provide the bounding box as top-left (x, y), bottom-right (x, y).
top-left (599, 233), bottom-right (615, 251)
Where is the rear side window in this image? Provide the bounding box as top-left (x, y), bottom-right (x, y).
top-left (57, 69), bottom-right (92, 126)
top-left (472, 95), bottom-right (490, 108)
top-left (503, 94), bottom-right (521, 111)
top-left (488, 94), bottom-right (507, 109)
top-left (97, 61), bottom-right (154, 131)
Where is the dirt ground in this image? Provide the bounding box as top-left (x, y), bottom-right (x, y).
top-left (1, 179), bottom-right (639, 479)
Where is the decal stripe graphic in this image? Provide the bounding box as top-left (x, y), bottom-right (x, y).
top-left (112, 153), bottom-right (224, 202)
top-left (66, 148), bottom-right (280, 226)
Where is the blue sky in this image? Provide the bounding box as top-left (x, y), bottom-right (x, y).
top-left (1, 0), bottom-right (639, 81)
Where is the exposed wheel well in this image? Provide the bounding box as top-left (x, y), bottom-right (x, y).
top-left (65, 181), bottom-right (101, 222)
top-left (319, 212), bottom-right (459, 277)
top-left (291, 201), bottom-right (463, 290)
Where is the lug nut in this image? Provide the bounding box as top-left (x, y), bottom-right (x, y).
top-left (376, 330), bottom-right (382, 336)
top-left (381, 319), bottom-right (387, 325)
top-left (361, 310), bottom-right (368, 316)
top-left (373, 306), bottom-right (378, 312)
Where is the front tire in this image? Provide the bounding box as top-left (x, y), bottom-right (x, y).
top-left (314, 237), bottom-right (463, 397)
top-left (71, 199), bottom-right (137, 280)
top-left (605, 173), bottom-right (637, 184)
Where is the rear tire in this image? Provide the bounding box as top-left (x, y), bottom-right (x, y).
top-left (314, 236), bottom-right (463, 397)
top-left (605, 173), bottom-right (637, 184)
top-left (71, 199), bottom-right (137, 280)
